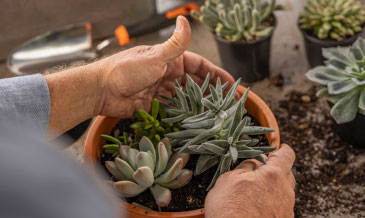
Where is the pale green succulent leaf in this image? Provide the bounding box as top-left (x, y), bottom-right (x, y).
top-left (328, 79), bottom-right (357, 95)
top-left (165, 129), bottom-right (205, 139)
top-left (139, 136), bottom-right (156, 163)
top-left (182, 111), bottom-right (211, 124)
top-left (154, 142), bottom-right (169, 177)
top-left (105, 161), bottom-right (128, 181)
top-left (306, 66), bottom-right (349, 85)
top-left (150, 185), bottom-right (172, 207)
top-left (253, 146), bottom-right (276, 153)
top-left (159, 169), bottom-right (193, 189)
top-left (205, 140), bottom-right (230, 148)
top-left (155, 158), bottom-right (183, 184)
top-left (162, 114), bottom-right (188, 123)
top-left (161, 137), bottom-right (172, 157)
top-left (232, 116), bottom-right (251, 141)
top-left (119, 145), bottom-right (130, 161)
top-left (127, 148), bottom-right (139, 170)
top-left (114, 157), bottom-right (135, 181)
top-left (114, 181), bottom-right (147, 197)
top-left (240, 126), bottom-right (274, 136)
top-left (133, 166), bottom-right (154, 187)
top-left (219, 155), bottom-right (232, 175)
top-left (331, 88), bottom-right (361, 123)
top-left (136, 151), bottom-right (155, 172)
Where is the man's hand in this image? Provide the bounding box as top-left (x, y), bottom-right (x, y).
top-left (94, 16), bottom-right (234, 118)
top-left (45, 16), bottom-right (234, 137)
top-left (205, 144), bottom-right (296, 218)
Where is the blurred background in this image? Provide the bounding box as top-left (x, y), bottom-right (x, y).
top-left (0, 1), bottom-right (364, 217)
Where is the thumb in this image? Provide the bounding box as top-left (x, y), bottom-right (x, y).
top-left (156, 16), bottom-right (191, 62)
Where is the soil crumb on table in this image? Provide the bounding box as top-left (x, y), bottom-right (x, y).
top-left (275, 87), bottom-right (365, 218)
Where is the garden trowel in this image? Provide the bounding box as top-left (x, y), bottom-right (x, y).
top-left (7, 2), bottom-right (199, 75)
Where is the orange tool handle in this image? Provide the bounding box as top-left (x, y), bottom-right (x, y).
top-left (114, 2), bottom-right (199, 46)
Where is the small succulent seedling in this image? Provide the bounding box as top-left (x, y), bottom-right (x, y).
top-left (104, 136), bottom-right (192, 208)
top-left (130, 98), bottom-right (177, 146)
top-left (299, 0), bottom-right (365, 41)
top-left (191, 0), bottom-right (280, 41)
top-left (162, 74), bottom-right (275, 189)
top-left (306, 37), bottom-right (365, 124)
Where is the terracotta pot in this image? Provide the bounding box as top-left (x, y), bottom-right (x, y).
top-left (84, 85), bottom-right (280, 218)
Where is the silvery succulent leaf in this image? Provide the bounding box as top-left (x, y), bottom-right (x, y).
top-left (306, 38), bottom-right (365, 123)
top-left (104, 137), bottom-right (192, 208)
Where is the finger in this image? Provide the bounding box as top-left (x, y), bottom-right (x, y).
top-left (183, 51), bottom-right (235, 87)
top-left (267, 144), bottom-right (295, 173)
top-left (234, 156), bottom-right (266, 173)
top-left (155, 16), bottom-right (191, 63)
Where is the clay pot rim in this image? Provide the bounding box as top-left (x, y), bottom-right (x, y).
top-left (84, 85), bottom-right (280, 217)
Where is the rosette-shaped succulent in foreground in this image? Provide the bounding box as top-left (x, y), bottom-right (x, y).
top-left (191, 0), bottom-right (278, 41)
top-left (162, 74), bottom-right (275, 190)
top-left (306, 38), bottom-right (365, 124)
top-left (299, 0), bottom-right (365, 40)
top-left (105, 136), bottom-right (191, 207)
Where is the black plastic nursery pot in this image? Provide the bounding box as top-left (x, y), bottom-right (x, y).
top-left (213, 16), bottom-right (277, 82)
top-left (299, 25), bottom-right (364, 68)
top-left (328, 102), bottom-right (365, 147)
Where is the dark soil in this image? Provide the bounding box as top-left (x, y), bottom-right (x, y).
top-left (100, 114), bottom-right (269, 212)
top-left (274, 87), bottom-right (365, 218)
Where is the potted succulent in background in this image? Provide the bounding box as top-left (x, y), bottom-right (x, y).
top-left (191, 0), bottom-right (280, 82)
top-left (84, 74), bottom-right (280, 218)
top-left (306, 38), bottom-right (365, 147)
top-left (299, 0), bottom-right (365, 67)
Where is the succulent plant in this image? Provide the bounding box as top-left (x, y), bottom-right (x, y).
top-left (104, 136), bottom-right (192, 207)
top-left (191, 0), bottom-right (278, 41)
top-left (130, 98), bottom-right (178, 146)
top-left (162, 74), bottom-right (275, 189)
top-left (299, 0), bottom-right (365, 41)
top-left (306, 37), bottom-right (365, 124)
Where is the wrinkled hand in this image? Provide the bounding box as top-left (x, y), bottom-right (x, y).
top-left (95, 16), bottom-right (234, 118)
top-left (205, 144), bottom-right (296, 218)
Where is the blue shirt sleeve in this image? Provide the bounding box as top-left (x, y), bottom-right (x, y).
top-left (0, 74), bottom-right (50, 135)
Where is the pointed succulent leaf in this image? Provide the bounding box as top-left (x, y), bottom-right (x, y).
top-left (160, 169), bottom-right (193, 189)
top-left (162, 114), bottom-right (188, 123)
top-left (254, 146), bottom-right (276, 153)
top-left (229, 98), bottom-right (243, 137)
top-left (155, 158), bottom-right (183, 184)
top-left (136, 151), bottom-right (155, 172)
top-left (229, 146), bottom-right (238, 163)
top-left (219, 155), bottom-right (232, 175)
top-left (237, 150), bottom-right (263, 158)
top-left (154, 142), bottom-right (169, 177)
top-left (232, 116), bottom-right (251, 141)
top-left (240, 126), bottom-right (274, 135)
top-left (201, 72), bottom-right (210, 94)
top-left (139, 136), bottom-right (156, 163)
top-left (195, 155), bottom-right (220, 175)
top-left (201, 98), bottom-right (216, 110)
top-left (150, 185), bottom-right (172, 207)
top-left (114, 157), bottom-right (135, 181)
top-left (201, 142), bottom-right (226, 155)
top-left (209, 84), bottom-right (219, 102)
top-left (254, 155), bottom-right (267, 164)
top-left (305, 66), bottom-right (349, 85)
top-left (205, 140), bottom-right (230, 148)
top-left (114, 181), bottom-right (147, 197)
top-left (105, 161), bottom-right (128, 181)
top-left (133, 166), bottom-right (154, 187)
top-left (181, 119), bottom-right (215, 129)
top-left (175, 86), bottom-right (189, 112)
top-left (165, 129), bottom-right (205, 139)
top-left (101, 134), bottom-right (121, 144)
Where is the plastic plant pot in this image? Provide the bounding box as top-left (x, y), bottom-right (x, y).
top-left (299, 23), bottom-right (364, 68)
top-left (213, 16), bottom-right (277, 83)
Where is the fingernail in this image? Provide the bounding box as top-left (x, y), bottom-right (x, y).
top-left (175, 16), bottom-right (183, 32)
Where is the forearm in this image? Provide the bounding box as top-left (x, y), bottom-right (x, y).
top-left (45, 63), bottom-right (102, 137)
